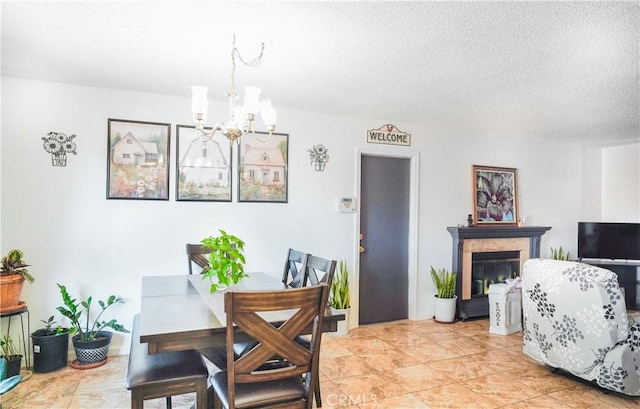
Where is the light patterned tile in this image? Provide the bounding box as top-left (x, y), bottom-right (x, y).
top-left (332, 336), bottom-right (396, 355)
top-left (438, 336), bottom-right (493, 355)
top-left (320, 354), bottom-right (377, 380)
top-left (405, 342), bottom-right (461, 363)
top-left (427, 356), bottom-right (497, 380)
top-left (463, 372), bottom-right (544, 406)
top-left (414, 383), bottom-right (500, 409)
top-left (332, 373), bottom-right (407, 401)
top-left (387, 364), bottom-right (456, 392)
top-left (358, 392), bottom-right (430, 408)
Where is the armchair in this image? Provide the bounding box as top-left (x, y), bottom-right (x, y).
top-left (522, 258), bottom-right (640, 396)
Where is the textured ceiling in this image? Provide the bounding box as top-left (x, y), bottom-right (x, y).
top-left (2, 1), bottom-right (638, 144)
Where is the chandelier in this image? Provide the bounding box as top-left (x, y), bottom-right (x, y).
top-left (190, 35), bottom-right (276, 144)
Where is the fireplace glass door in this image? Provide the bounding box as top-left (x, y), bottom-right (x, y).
top-left (471, 251), bottom-right (520, 297)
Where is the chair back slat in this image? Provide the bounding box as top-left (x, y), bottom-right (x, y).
top-left (186, 243), bottom-right (210, 275)
top-left (305, 255), bottom-right (337, 288)
top-left (282, 249), bottom-right (309, 288)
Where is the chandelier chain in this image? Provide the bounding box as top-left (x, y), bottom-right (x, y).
top-left (228, 34), bottom-right (265, 97)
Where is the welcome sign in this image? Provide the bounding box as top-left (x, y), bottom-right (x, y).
top-left (366, 124), bottom-right (411, 146)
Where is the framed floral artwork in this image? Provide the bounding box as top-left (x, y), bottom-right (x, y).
top-left (107, 118), bottom-right (171, 200)
top-left (472, 165), bottom-right (518, 226)
top-left (175, 125), bottom-right (232, 201)
top-left (238, 132), bottom-right (288, 203)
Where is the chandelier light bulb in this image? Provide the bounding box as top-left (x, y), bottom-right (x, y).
top-left (243, 86), bottom-right (261, 116)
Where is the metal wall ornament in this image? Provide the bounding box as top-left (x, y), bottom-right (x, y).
top-left (308, 144), bottom-right (329, 171)
top-left (42, 132), bottom-right (77, 167)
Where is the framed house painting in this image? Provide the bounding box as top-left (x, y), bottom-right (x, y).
top-left (238, 132), bottom-right (288, 203)
top-left (107, 119), bottom-right (171, 200)
top-left (472, 165), bottom-right (518, 226)
top-left (176, 125), bottom-right (232, 201)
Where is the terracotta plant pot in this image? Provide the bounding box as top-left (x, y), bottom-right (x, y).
top-left (0, 274), bottom-right (25, 311)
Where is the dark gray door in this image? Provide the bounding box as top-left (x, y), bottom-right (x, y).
top-left (359, 155), bottom-right (410, 325)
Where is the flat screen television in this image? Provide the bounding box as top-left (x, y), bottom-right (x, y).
top-left (578, 222), bottom-right (640, 261)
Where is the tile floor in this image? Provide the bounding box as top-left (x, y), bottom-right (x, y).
top-left (3, 318), bottom-right (640, 408)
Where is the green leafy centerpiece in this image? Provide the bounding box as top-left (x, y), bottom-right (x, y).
top-left (201, 229), bottom-right (247, 293)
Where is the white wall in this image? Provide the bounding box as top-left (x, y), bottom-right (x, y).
top-left (602, 143), bottom-right (640, 221)
top-left (2, 77), bottom-right (589, 354)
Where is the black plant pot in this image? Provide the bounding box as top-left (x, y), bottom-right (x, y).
top-left (31, 328), bottom-right (69, 373)
top-left (3, 355), bottom-right (22, 377)
top-left (72, 331), bottom-right (112, 365)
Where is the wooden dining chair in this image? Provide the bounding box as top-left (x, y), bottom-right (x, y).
top-left (210, 284), bottom-right (329, 409)
top-left (186, 243), bottom-right (210, 275)
top-left (305, 255), bottom-right (337, 287)
top-left (299, 255), bottom-right (336, 407)
top-left (282, 248), bottom-right (309, 288)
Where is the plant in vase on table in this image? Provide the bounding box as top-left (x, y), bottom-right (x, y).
top-left (56, 284), bottom-right (129, 368)
top-left (329, 260), bottom-right (351, 337)
top-left (430, 266), bottom-right (457, 323)
top-left (201, 229), bottom-right (247, 293)
top-left (0, 249), bottom-right (34, 313)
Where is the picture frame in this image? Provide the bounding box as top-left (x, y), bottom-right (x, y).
top-left (107, 119), bottom-right (171, 200)
top-left (238, 132), bottom-right (288, 203)
top-left (176, 125), bottom-right (232, 202)
top-left (472, 165), bottom-right (518, 226)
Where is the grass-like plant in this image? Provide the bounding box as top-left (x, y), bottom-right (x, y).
top-left (550, 246), bottom-right (571, 261)
top-left (329, 260), bottom-right (350, 309)
top-left (430, 267), bottom-right (456, 299)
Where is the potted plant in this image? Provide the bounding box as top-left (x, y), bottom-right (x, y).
top-left (201, 229), bottom-right (247, 293)
top-left (31, 316), bottom-right (70, 373)
top-left (430, 266), bottom-right (457, 323)
top-left (56, 284), bottom-right (129, 367)
top-left (551, 246), bottom-right (571, 261)
top-left (0, 249), bottom-right (34, 312)
top-left (329, 260), bottom-right (351, 337)
top-left (0, 335), bottom-right (22, 378)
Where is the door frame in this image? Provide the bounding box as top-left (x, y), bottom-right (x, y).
top-left (352, 148), bottom-right (420, 328)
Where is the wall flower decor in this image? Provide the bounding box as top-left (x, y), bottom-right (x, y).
top-left (42, 132), bottom-right (77, 167)
top-left (308, 144), bottom-right (329, 171)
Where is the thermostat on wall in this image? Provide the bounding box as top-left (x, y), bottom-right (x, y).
top-left (338, 197), bottom-right (357, 213)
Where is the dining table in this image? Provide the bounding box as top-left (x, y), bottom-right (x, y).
top-left (138, 273), bottom-right (344, 354)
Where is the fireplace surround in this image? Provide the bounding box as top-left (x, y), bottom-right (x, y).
top-left (448, 225), bottom-right (551, 320)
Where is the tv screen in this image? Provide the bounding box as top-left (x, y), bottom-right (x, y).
top-left (578, 222), bottom-right (640, 261)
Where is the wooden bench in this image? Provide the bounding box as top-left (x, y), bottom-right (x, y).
top-left (126, 314), bottom-right (208, 409)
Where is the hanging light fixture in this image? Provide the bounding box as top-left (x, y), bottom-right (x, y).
top-left (191, 35), bottom-right (277, 144)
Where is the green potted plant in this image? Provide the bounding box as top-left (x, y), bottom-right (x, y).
top-left (551, 246), bottom-right (571, 261)
top-left (0, 249), bottom-right (34, 312)
top-left (430, 266), bottom-right (457, 323)
top-left (30, 316), bottom-right (70, 373)
top-left (56, 284), bottom-right (129, 367)
top-left (329, 260), bottom-right (351, 337)
top-left (0, 335), bottom-right (22, 378)
top-left (201, 229), bottom-right (247, 293)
